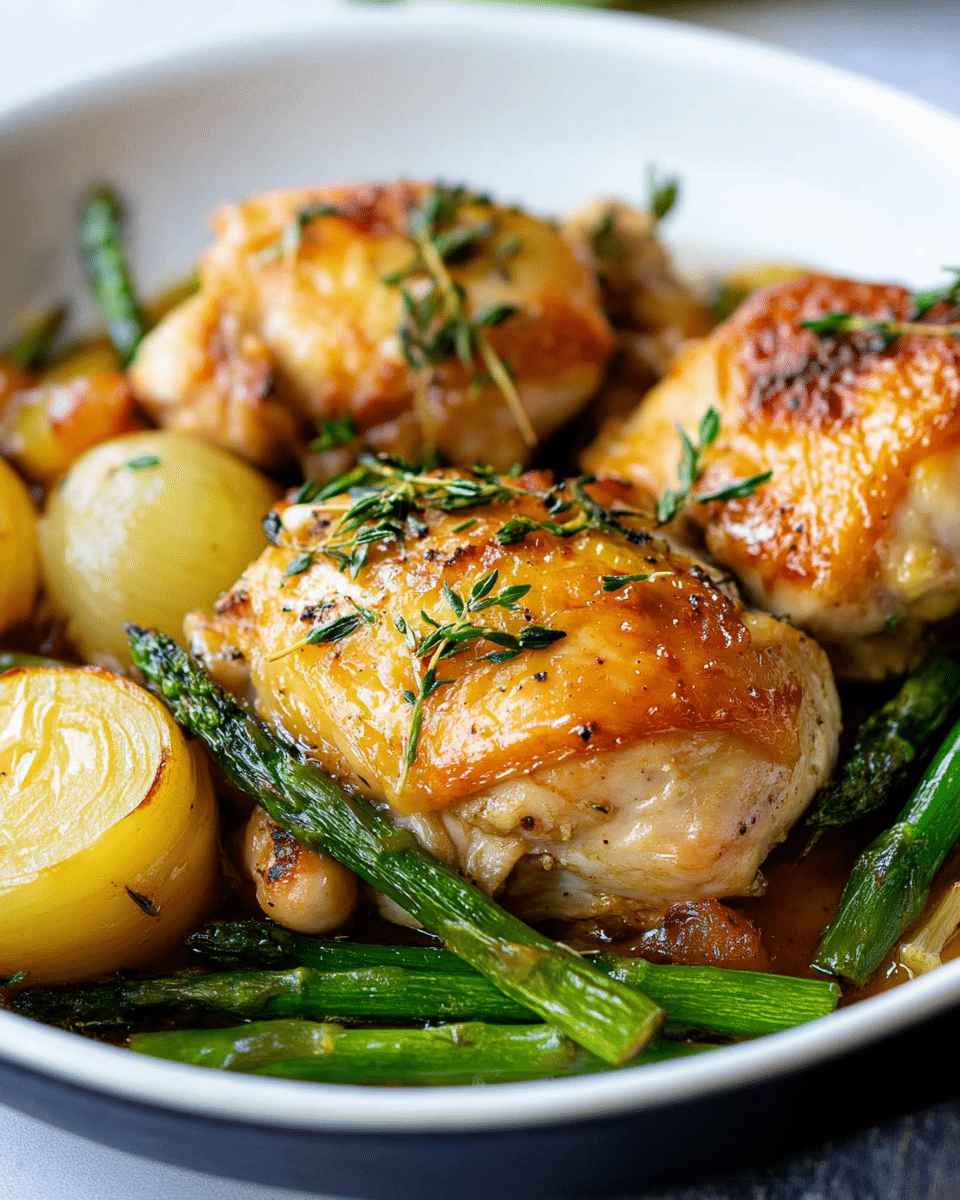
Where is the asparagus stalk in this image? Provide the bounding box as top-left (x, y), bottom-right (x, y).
top-left (806, 653), bottom-right (960, 834)
top-left (15, 957), bottom-right (837, 1038)
top-left (78, 186), bottom-right (147, 364)
top-left (131, 1019), bottom-right (708, 1086)
top-left (813, 711), bottom-right (960, 984)
top-left (126, 627), bottom-right (663, 1065)
top-left (1, 305), bottom-right (68, 370)
top-left (186, 920), bottom-right (470, 974)
top-left (0, 651), bottom-right (66, 674)
top-left (185, 921), bottom-right (840, 1037)
top-left (13, 966), bottom-right (532, 1027)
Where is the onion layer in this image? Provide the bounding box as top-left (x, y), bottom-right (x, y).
top-left (0, 666), bottom-right (219, 984)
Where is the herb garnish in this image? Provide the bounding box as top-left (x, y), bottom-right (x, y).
top-left (590, 211), bottom-right (624, 263)
top-left (397, 569), bottom-right (565, 790)
top-left (280, 551), bottom-right (314, 586)
top-left (657, 406), bottom-right (771, 524)
top-left (647, 166), bottom-right (680, 223)
top-left (314, 455), bottom-right (529, 578)
top-left (601, 572), bottom-right (672, 592)
top-left (125, 453), bottom-right (160, 471)
top-left (385, 185), bottom-right (536, 448)
top-left (495, 477), bottom-right (653, 548)
top-left (256, 201), bottom-right (342, 264)
top-left (266, 612), bottom-right (365, 663)
top-left (309, 414), bottom-right (356, 453)
top-left (801, 268), bottom-right (960, 347)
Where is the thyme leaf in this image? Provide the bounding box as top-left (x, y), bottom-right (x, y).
top-left (306, 614), bottom-right (362, 644)
top-left (309, 414), bottom-right (356, 453)
top-left (398, 569), bottom-right (565, 790)
top-left (265, 612), bottom-right (364, 663)
top-left (695, 472), bottom-right (773, 504)
top-left (280, 551), bottom-right (315, 586)
top-left (590, 211), bottom-right (625, 263)
top-left (601, 571), bottom-right (672, 592)
top-left (257, 202), bottom-right (342, 264)
top-left (657, 407), bottom-right (770, 523)
top-left (647, 166), bottom-right (680, 223)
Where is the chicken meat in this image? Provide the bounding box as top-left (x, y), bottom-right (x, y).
top-left (187, 467), bottom-right (839, 928)
top-left (585, 273), bottom-right (960, 678)
top-left (130, 182), bottom-right (613, 472)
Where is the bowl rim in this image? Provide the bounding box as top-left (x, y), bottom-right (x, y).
top-left (4, 0), bottom-right (960, 1136)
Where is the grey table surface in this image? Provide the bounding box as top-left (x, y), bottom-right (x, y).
top-left (3, 2), bottom-right (960, 1197)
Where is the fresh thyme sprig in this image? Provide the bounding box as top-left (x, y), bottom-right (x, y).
top-left (256, 202), bottom-right (342, 264)
top-left (801, 311), bottom-right (960, 344)
top-left (801, 268), bottom-right (960, 347)
top-left (396, 569), bottom-right (565, 791)
top-left (386, 185), bottom-right (536, 448)
top-left (590, 165), bottom-right (680, 263)
top-left (495, 477), bottom-right (654, 549)
top-left (314, 455), bottom-right (528, 578)
top-left (910, 267), bottom-right (960, 317)
top-left (657, 407), bottom-right (771, 524)
top-left (265, 613), bottom-right (364, 664)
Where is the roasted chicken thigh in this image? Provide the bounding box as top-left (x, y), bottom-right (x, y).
top-left (585, 274), bottom-right (960, 678)
top-left (188, 467), bottom-right (839, 927)
top-left (130, 182), bottom-right (613, 472)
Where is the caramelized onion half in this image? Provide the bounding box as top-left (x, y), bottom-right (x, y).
top-left (0, 666), bottom-right (219, 984)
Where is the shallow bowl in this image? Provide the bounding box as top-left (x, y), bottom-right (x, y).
top-left (3, 5), bottom-right (960, 1196)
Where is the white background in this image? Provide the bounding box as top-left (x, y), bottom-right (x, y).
top-left (1, 2), bottom-right (957, 1197)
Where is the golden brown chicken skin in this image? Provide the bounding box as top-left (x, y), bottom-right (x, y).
top-left (130, 182), bottom-right (613, 472)
top-left (585, 274), bottom-right (960, 678)
top-left (188, 468), bottom-right (838, 925)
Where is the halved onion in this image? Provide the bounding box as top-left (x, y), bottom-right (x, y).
top-left (38, 430), bottom-right (277, 667)
top-left (0, 666), bottom-right (219, 985)
top-left (0, 456), bottom-right (39, 634)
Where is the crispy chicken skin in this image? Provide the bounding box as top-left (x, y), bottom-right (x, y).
top-left (130, 183), bottom-right (613, 472)
top-left (188, 471), bottom-right (838, 924)
top-left (585, 274), bottom-right (960, 678)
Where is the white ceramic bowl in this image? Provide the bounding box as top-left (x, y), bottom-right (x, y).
top-left (3, 6), bottom-right (960, 1195)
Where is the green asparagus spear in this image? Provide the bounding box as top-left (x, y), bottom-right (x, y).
top-left (0, 651), bottom-right (66, 674)
top-left (13, 958), bottom-right (837, 1037)
top-left (131, 1019), bottom-right (708, 1086)
top-left (78, 187), bottom-right (147, 364)
top-left (126, 627), bottom-right (663, 1065)
top-left (184, 921), bottom-right (840, 1037)
top-left (813, 711), bottom-right (960, 984)
top-left (595, 957), bottom-right (838, 1035)
top-left (1, 305), bottom-right (68, 370)
top-left (186, 920), bottom-right (470, 974)
top-left (13, 966), bottom-right (532, 1027)
top-left (806, 653), bottom-right (960, 835)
